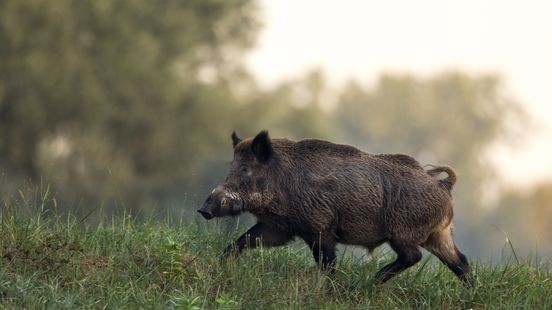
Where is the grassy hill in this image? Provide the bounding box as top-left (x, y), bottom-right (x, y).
top-left (1, 204), bottom-right (551, 309)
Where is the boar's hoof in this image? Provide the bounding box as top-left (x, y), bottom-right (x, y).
top-left (222, 244), bottom-right (240, 259)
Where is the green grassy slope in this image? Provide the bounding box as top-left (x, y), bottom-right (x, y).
top-left (1, 207), bottom-right (551, 309)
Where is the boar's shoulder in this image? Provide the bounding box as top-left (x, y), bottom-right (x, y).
top-left (375, 154), bottom-right (423, 170)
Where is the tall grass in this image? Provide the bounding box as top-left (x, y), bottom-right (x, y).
top-left (1, 200), bottom-right (551, 309)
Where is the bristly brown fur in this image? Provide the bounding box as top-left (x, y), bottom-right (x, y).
top-left (200, 131), bottom-right (471, 285)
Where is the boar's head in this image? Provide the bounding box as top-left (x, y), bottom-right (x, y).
top-left (197, 130), bottom-right (276, 220)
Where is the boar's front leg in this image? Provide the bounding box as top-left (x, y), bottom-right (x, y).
top-left (223, 223), bottom-right (293, 258)
top-left (302, 234), bottom-right (337, 269)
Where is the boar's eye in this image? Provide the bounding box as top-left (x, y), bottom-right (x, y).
top-left (239, 167), bottom-right (255, 179)
top-left (255, 178), bottom-right (266, 190)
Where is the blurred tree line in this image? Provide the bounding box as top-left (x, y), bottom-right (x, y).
top-left (0, 0), bottom-right (549, 257)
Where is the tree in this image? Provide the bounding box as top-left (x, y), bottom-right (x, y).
top-left (0, 0), bottom-right (259, 212)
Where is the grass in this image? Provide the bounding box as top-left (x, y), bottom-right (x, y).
top-left (1, 202), bottom-right (551, 309)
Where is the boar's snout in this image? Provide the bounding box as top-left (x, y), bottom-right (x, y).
top-left (198, 186), bottom-right (241, 220)
top-left (197, 207), bottom-right (214, 220)
top-left (197, 195), bottom-right (216, 220)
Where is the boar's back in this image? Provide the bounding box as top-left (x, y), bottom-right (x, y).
top-left (375, 154), bottom-right (423, 170)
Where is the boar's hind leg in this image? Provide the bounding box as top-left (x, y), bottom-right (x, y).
top-left (422, 225), bottom-right (472, 286)
top-left (375, 241), bottom-right (423, 283)
top-left (223, 223), bottom-right (293, 258)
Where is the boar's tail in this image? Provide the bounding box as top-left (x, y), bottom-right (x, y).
top-left (425, 165), bottom-right (457, 191)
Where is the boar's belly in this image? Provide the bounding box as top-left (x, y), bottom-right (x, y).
top-left (335, 212), bottom-right (386, 245)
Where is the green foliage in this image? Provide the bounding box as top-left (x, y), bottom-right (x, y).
top-left (1, 204), bottom-right (551, 308)
top-left (0, 0), bottom-right (260, 212)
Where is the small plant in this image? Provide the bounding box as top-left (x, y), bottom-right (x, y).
top-left (215, 293), bottom-right (239, 309)
top-left (168, 294), bottom-right (201, 310)
top-left (156, 236), bottom-right (187, 277)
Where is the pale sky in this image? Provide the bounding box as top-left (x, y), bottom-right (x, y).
top-left (245, 0), bottom-right (552, 188)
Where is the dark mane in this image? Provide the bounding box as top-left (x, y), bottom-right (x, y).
top-left (291, 139), bottom-right (363, 157)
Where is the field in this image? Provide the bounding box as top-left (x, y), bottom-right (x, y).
top-left (1, 203), bottom-right (551, 309)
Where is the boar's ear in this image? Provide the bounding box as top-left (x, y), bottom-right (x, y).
top-left (251, 130), bottom-right (272, 162)
top-left (231, 131), bottom-right (242, 148)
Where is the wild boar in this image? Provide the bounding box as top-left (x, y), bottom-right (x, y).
top-left (198, 130), bottom-right (471, 284)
